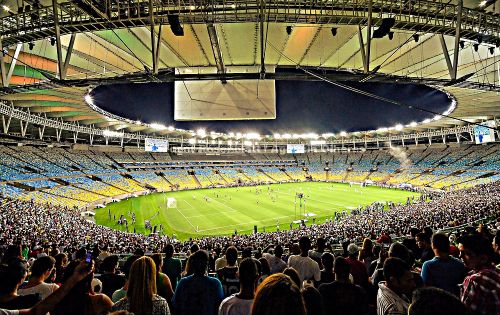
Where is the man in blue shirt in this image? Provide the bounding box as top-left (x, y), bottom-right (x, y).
top-left (421, 233), bottom-right (467, 296)
top-left (173, 250), bottom-right (224, 315)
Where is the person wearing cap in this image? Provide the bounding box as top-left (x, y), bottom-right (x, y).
top-left (0, 258), bottom-right (41, 310)
top-left (346, 243), bottom-right (369, 289)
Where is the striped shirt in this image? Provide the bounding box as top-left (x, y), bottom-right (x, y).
top-left (460, 266), bottom-right (500, 315)
top-left (376, 282), bottom-right (409, 315)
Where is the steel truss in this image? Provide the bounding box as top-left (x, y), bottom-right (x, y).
top-left (0, 0), bottom-right (499, 47)
top-left (0, 101), bottom-right (483, 148)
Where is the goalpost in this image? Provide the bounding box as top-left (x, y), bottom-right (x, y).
top-left (167, 197), bottom-right (177, 208)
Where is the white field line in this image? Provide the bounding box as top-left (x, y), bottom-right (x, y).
top-left (197, 214), bottom-right (297, 232)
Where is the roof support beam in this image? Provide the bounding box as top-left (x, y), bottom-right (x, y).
top-left (259, 0), bottom-right (266, 78)
top-left (439, 34), bottom-right (453, 78)
top-left (451, 0), bottom-right (463, 80)
top-left (0, 38), bottom-right (6, 87)
top-left (358, 25), bottom-right (367, 72)
top-left (365, 0), bottom-right (373, 73)
top-left (61, 33), bottom-right (76, 80)
top-left (4, 44), bottom-right (22, 88)
top-left (52, 0), bottom-right (65, 80)
top-left (207, 23), bottom-right (226, 83)
top-left (149, 0), bottom-right (158, 74)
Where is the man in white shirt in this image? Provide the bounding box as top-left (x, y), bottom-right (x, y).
top-left (287, 236), bottom-right (321, 285)
top-left (219, 258), bottom-right (258, 315)
top-left (377, 257), bottom-right (415, 315)
top-left (262, 245), bottom-right (286, 274)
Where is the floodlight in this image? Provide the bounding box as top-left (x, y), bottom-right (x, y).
top-left (409, 121), bottom-right (417, 127)
top-left (395, 124), bottom-right (404, 131)
top-left (227, 140), bottom-right (233, 145)
top-left (189, 5), bottom-right (195, 10)
top-left (422, 118), bottom-right (431, 124)
top-left (197, 128), bottom-right (206, 137)
top-left (84, 94), bottom-right (93, 105)
top-left (231, 4), bottom-right (236, 8)
top-left (283, 133), bottom-right (292, 139)
top-left (167, 126), bottom-right (175, 131)
top-left (340, 131), bottom-right (347, 137)
top-left (150, 123), bottom-right (167, 130)
top-left (274, 133), bottom-right (281, 139)
top-left (433, 115), bottom-right (441, 121)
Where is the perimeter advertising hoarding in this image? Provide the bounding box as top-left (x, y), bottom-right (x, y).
top-left (145, 138), bottom-right (169, 152)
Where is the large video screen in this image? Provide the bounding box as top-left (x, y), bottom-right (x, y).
top-left (174, 79), bottom-right (276, 121)
top-left (287, 144), bottom-right (305, 154)
top-left (474, 120), bottom-right (496, 144)
top-left (145, 138), bottom-right (169, 152)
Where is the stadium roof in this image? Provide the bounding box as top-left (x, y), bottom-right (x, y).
top-left (0, 0), bottom-right (499, 139)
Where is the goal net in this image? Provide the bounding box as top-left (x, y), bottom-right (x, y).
top-left (167, 197), bottom-right (177, 208)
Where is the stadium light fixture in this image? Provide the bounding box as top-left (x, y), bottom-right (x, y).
top-left (322, 133), bottom-right (334, 138)
top-left (236, 132), bottom-right (242, 139)
top-left (377, 127), bottom-right (388, 132)
top-left (227, 140), bottom-right (233, 145)
top-left (409, 121), bottom-right (417, 127)
top-left (246, 132), bottom-right (261, 140)
top-left (197, 129), bottom-right (206, 137)
top-left (433, 115), bottom-right (442, 121)
top-left (340, 131), bottom-right (347, 137)
top-left (189, 5), bottom-right (195, 10)
top-left (84, 94), bottom-right (93, 105)
top-left (422, 118), bottom-right (431, 124)
top-left (103, 130), bottom-right (121, 137)
top-left (243, 140), bottom-right (252, 146)
top-left (311, 140), bottom-right (326, 145)
top-left (283, 133), bottom-right (292, 139)
top-left (395, 124), bottom-right (404, 131)
top-left (150, 123), bottom-right (167, 130)
top-left (167, 126), bottom-right (175, 131)
top-left (274, 133), bottom-right (281, 139)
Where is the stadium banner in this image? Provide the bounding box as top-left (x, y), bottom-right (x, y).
top-left (287, 144), bottom-right (305, 154)
top-left (145, 138), bottom-right (169, 152)
top-left (474, 120), bottom-right (496, 144)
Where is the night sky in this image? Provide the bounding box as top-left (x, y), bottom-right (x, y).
top-left (92, 80), bottom-right (451, 134)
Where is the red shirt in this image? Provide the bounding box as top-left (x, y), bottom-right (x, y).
top-left (346, 256), bottom-right (369, 288)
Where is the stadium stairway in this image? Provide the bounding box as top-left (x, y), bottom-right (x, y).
top-left (191, 174), bottom-right (202, 188)
top-left (215, 171), bottom-right (229, 185)
top-left (240, 170), bottom-right (254, 182)
top-left (282, 169), bottom-right (295, 181)
top-left (260, 169), bottom-right (277, 182)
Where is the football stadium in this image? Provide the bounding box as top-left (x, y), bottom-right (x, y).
top-left (0, 0), bottom-right (499, 314)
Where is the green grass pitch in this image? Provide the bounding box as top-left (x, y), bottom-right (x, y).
top-left (95, 182), bottom-right (419, 240)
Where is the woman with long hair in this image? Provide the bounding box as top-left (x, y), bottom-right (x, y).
top-left (251, 273), bottom-right (306, 315)
top-left (112, 256), bottom-right (170, 315)
top-left (52, 260), bottom-right (113, 315)
top-left (358, 238), bottom-right (375, 271)
top-left (151, 253), bottom-right (174, 301)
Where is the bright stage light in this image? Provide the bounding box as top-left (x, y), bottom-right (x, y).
top-left (395, 124), bottom-right (404, 131)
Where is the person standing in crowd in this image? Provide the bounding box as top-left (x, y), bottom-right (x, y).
top-left (112, 256), bottom-right (170, 315)
top-left (162, 244), bottom-right (182, 291)
top-left (287, 236), bottom-right (321, 285)
top-left (318, 252), bottom-right (335, 286)
top-left (251, 273), bottom-right (306, 315)
top-left (377, 257), bottom-right (415, 315)
top-left (420, 233), bottom-right (466, 296)
top-left (0, 258), bottom-right (41, 310)
top-left (415, 233), bottom-right (434, 264)
top-left (219, 258), bottom-right (258, 315)
top-left (52, 260), bottom-right (113, 315)
top-left (319, 256), bottom-right (368, 315)
top-left (97, 255), bottom-right (126, 299)
top-left (151, 254), bottom-right (174, 302)
top-left (262, 245), bottom-right (286, 274)
top-left (346, 244), bottom-right (369, 289)
top-left (458, 233), bottom-right (500, 315)
top-left (173, 250), bottom-right (224, 315)
top-left (18, 256), bottom-right (59, 300)
top-left (217, 246), bottom-right (240, 297)
top-left (408, 287), bottom-right (470, 315)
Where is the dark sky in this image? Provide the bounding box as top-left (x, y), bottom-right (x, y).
top-left (92, 80), bottom-right (451, 134)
